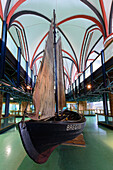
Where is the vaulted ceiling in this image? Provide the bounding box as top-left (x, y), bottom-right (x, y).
top-left (0, 0), bottom-right (113, 86)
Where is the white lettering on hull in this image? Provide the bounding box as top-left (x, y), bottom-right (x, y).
top-left (66, 124), bottom-right (81, 131)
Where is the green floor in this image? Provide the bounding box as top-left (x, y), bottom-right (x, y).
top-left (0, 116), bottom-right (113, 170)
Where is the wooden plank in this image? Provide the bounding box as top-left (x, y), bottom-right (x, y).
top-left (62, 133), bottom-right (86, 147)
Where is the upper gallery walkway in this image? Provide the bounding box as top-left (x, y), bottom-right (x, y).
top-left (66, 40), bottom-right (113, 102)
top-left (0, 17), bottom-right (34, 101)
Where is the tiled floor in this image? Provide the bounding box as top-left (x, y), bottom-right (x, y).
top-left (0, 116), bottom-right (113, 170)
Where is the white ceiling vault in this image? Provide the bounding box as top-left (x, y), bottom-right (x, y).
top-left (0, 0), bottom-right (113, 86)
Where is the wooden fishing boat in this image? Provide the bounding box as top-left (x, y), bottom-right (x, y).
top-left (19, 110), bottom-right (86, 164)
top-left (18, 11), bottom-right (86, 164)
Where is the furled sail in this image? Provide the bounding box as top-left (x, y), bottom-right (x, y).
top-left (56, 37), bottom-right (66, 110)
top-left (32, 22), bottom-right (55, 119)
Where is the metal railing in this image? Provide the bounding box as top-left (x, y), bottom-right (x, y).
top-left (74, 109), bottom-right (111, 116)
top-left (73, 109), bottom-right (96, 116)
top-left (96, 114), bottom-right (113, 126)
top-left (0, 17), bottom-right (35, 82)
top-left (78, 109), bottom-right (96, 116)
top-left (0, 115), bottom-right (16, 131)
top-left (66, 40), bottom-right (113, 94)
top-left (95, 109), bottom-right (111, 115)
top-left (10, 110), bottom-right (33, 116)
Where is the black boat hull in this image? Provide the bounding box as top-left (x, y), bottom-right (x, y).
top-left (18, 111), bottom-right (86, 164)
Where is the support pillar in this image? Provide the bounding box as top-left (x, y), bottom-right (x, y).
top-left (0, 92), bottom-right (3, 118)
top-left (34, 75), bottom-right (37, 86)
top-left (75, 80), bottom-right (77, 98)
top-left (83, 71), bottom-right (85, 95)
top-left (5, 93), bottom-right (10, 117)
top-left (90, 62), bottom-right (93, 91)
top-left (19, 102), bottom-right (21, 111)
top-left (101, 50), bottom-right (108, 122)
top-left (17, 47), bottom-right (21, 87)
top-left (26, 61), bottom-right (28, 88)
top-left (78, 76), bottom-right (81, 96)
top-left (31, 69), bottom-right (33, 89)
top-left (0, 21), bottom-right (7, 79)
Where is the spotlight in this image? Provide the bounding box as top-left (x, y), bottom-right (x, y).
top-left (87, 84), bottom-right (92, 89)
top-left (26, 85), bottom-right (31, 90)
top-left (10, 98), bottom-right (13, 100)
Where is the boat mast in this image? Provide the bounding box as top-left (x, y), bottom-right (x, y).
top-left (53, 9), bottom-right (58, 113)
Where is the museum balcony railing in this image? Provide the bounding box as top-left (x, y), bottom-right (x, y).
top-left (65, 39), bottom-right (113, 98)
top-left (0, 115), bottom-right (16, 133)
top-left (96, 113), bottom-right (113, 129)
top-left (78, 109), bottom-right (96, 116)
top-left (95, 109), bottom-right (111, 115)
top-left (74, 109), bottom-right (111, 116)
top-left (0, 17), bottom-right (35, 87)
top-left (9, 110), bottom-right (33, 116)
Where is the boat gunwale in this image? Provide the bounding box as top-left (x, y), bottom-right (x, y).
top-left (25, 117), bottom-right (86, 126)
